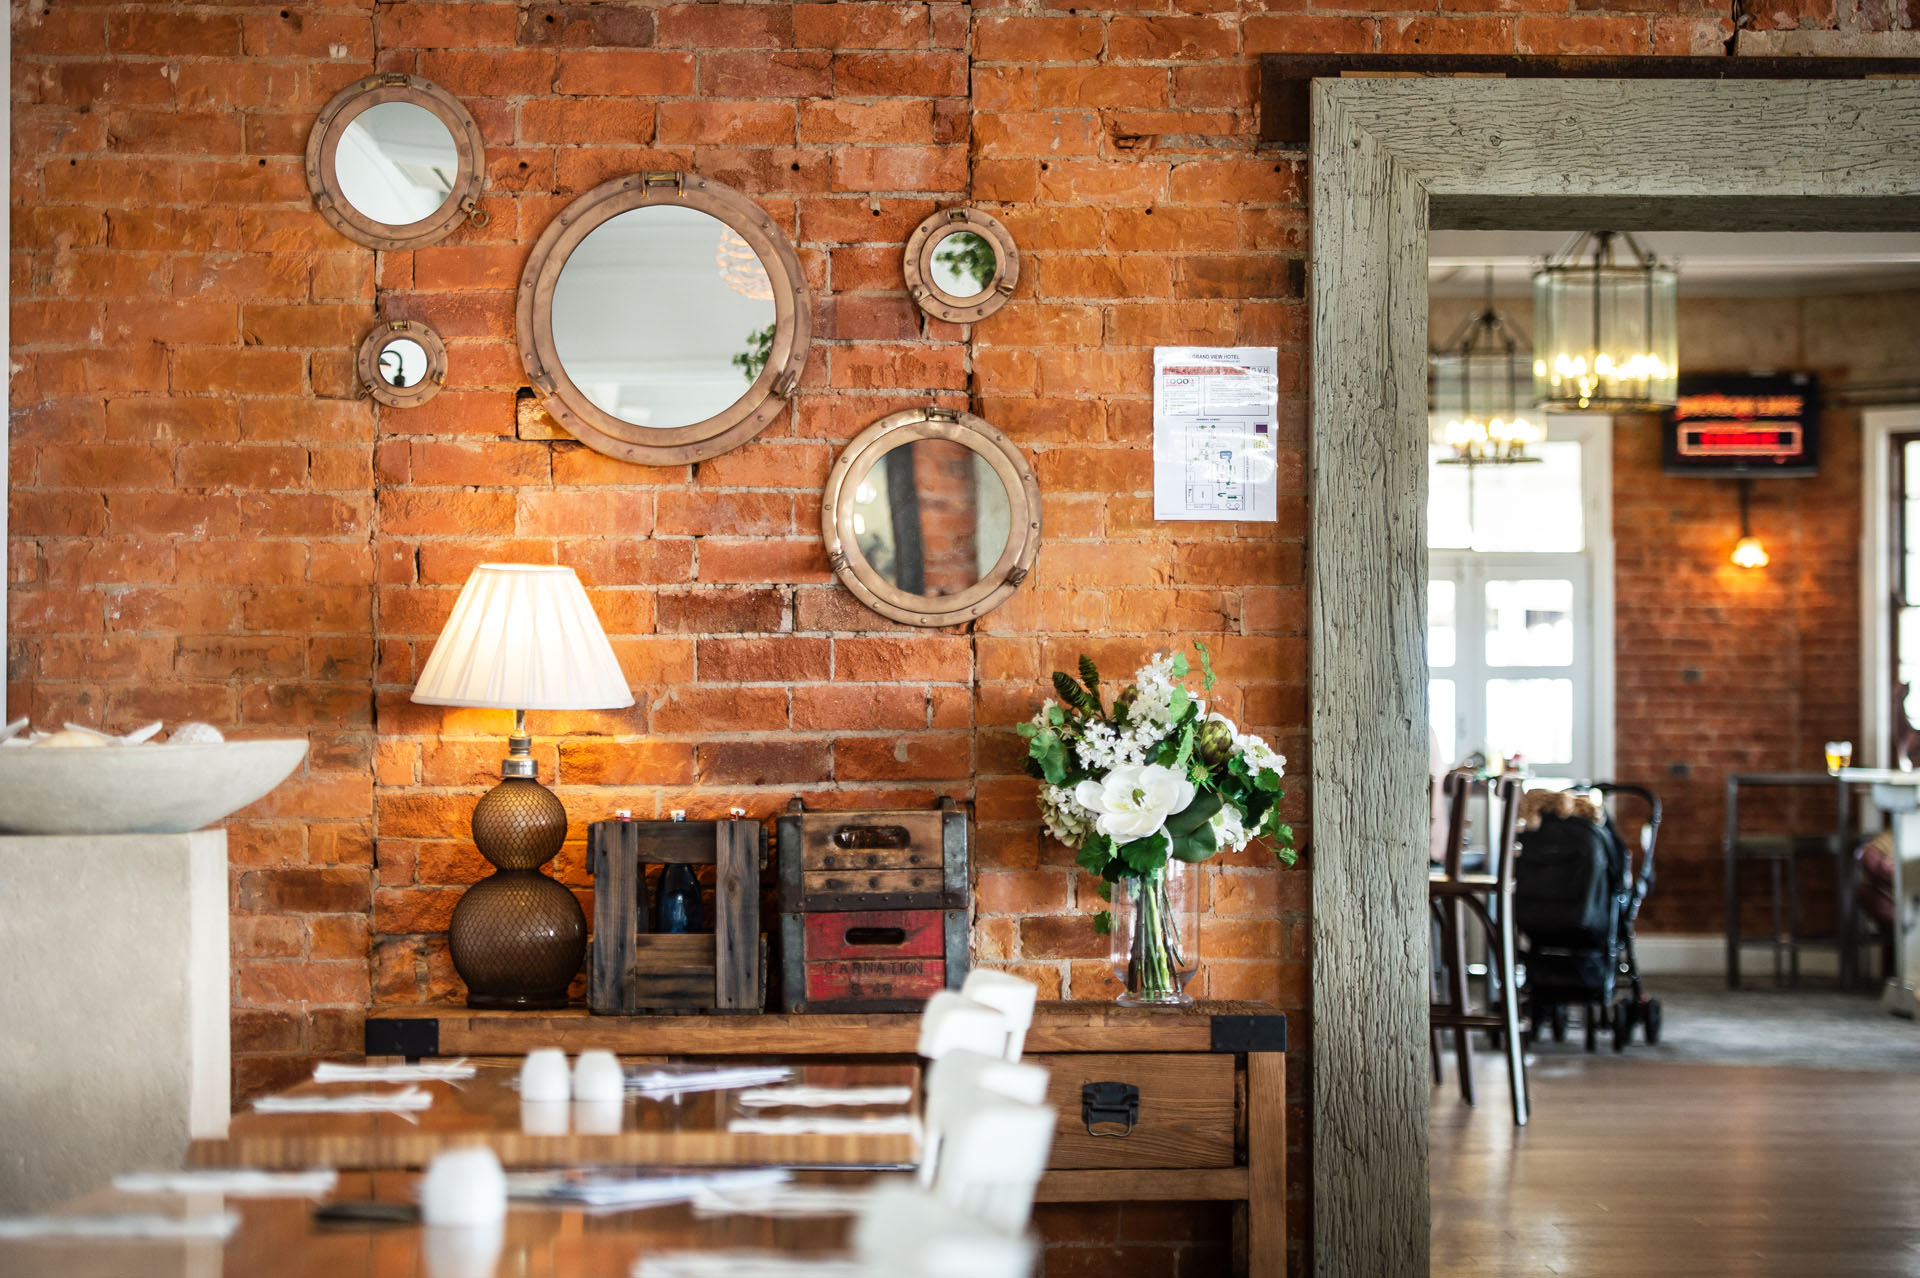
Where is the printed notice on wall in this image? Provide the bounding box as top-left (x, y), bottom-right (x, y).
top-left (1152, 347), bottom-right (1279, 522)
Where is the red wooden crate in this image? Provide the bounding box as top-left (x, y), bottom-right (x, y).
top-left (779, 908), bottom-right (969, 1013)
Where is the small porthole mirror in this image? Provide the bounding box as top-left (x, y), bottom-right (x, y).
top-left (903, 210), bottom-right (1019, 325)
top-left (517, 172), bottom-right (812, 466)
top-left (306, 74), bottom-right (486, 251)
top-left (357, 320), bottom-right (447, 408)
top-left (824, 407), bottom-right (1040, 627)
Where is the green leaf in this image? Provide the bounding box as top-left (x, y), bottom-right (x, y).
top-left (1169, 821), bottom-right (1219, 864)
top-left (1170, 686), bottom-right (1191, 722)
top-left (1092, 910), bottom-right (1112, 936)
top-left (1046, 703), bottom-right (1065, 727)
top-left (1169, 651), bottom-right (1189, 678)
top-left (1164, 791), bottom-right (1222, 838)
top-left (1093, 879), bottom-right (1112, 902)
top-left (1074, 832), bottom-right (1114, 877)
top-left (1052, 670), bottom-right (1101, 717)
top-left (1253, 767), bottom-right (1282, 793)
top-left (1029, 730), bottom-right (1069, 785)
top-left (1015, 722), bottom-right (1037, 739)
top-left (1078, 654), bottom-right (1102, 707)
top-left (1117, 831), bottom-right (1170, 877)
top-left (1170, 719), bottom-right (1196, 770)
top-left (1195, 641), bottom-right (1217, 692)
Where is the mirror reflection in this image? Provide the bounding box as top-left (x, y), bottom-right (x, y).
top-left (378, 337), bottom-right (428, 389)
top-left (851, 439), bottom-right (1012, 597)
top-left (334, 102), bottom-right (459, 226)
top-left (551, 205), bottom-right (779, 430)
top-left (931, 231), bottom-right (997, 300)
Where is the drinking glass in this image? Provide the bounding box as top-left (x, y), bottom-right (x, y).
top-left (1825, 740), bottom-right (1853, 774)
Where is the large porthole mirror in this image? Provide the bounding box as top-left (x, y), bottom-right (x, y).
top-left (306, 74), bottom-right (486, 251)
top-left (516, 172), bottom-right (812, 467)
top-left (824, 407), bottom-right (1041, 627)
top-left (903, 209), bottom-right (1019, 324)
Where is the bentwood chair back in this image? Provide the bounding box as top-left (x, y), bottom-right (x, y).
top-left (958, 970), bottom-right (1039, 1061)
top-left (917, 1049), bottom-right (1051, 1186)
top-left (915, 992), bottom-right (1012, 1062)
top-left (928, 1097), bottom-right (1057, 1234)
top-left (853, 1182), bottom-right (1037, 1278)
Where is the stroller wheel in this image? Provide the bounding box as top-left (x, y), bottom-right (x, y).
top-left (1611, 1001), bottom-right (1632, 1051)
top-left (1644, 999), bottom-right (1663, 1045)
top-left (1550, 1004), bottom-right (1568, 1042)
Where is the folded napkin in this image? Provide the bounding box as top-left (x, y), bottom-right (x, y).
top-left (633, 1252), bottom-right (868, 1278)
top-left (690, 1182), bottom-right (875, 1219)
top-left (726, 1115), bottom-right (918, 1137)
top-left (113, 1169), bottom-right (338, 1198)
top-left (627, 1065), bottom-right (793, 1098)
top-left (736, 1085), bottom-right (914, 1110)
top-left (0, 1212), bottom-right (241, 1241)
top-left (252, 1085), bottom-right (433, 1114)
top-left (509, 1167), bottom-right (790, 1213)
top-left (314, 1059), bottom-right (474, 1083)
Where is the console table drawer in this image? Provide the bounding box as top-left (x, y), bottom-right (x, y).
top-left (1031, 1052), bottom-right (1237, 1169)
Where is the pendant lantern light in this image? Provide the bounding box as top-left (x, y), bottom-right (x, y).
top-left (1532, 231), bottom-right (1678, 413)
top-left (1430, 267), bottom-right (1543, 466)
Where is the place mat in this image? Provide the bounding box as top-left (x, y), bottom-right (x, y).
top-left (509, 1167), bottom-right (790, 1213)
top-left (0, 1212), bottom-right (241, 1241)
top-left (633, 1252), bottom-right (867, 1278)
top-left (736, 1086), bottom-right (915, 1110)
top-left (690, 1182), bottom-right (875, 1219)
top-left (253, 1085), bottom-right (433, 1114)
top-left (726, 1115), bottom-right (919, 1137)
top-left (113, 1169), bottom-right (338, 1198)
top-left (314, 1059), bottom-right (474, 1083)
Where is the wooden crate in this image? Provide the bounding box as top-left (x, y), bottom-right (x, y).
top-left (776, 797), bottom-right (967, 912)
top-left (588, 818), bottom-right (766, 1015)
top-left (779, 907), bottom-right (969, 1013)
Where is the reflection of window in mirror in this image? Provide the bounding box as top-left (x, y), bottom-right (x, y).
top-left (552, 204), bottom-right (779, 430)
top-left (931, 231), bottom-right (996, 299)
top-left (378, 338), bottom-right (428, 389)
top-left (334, 102), bottom-right (457, 225)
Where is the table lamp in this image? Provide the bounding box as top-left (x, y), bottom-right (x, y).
top-left (412, 564), bottom-right (635, 1008)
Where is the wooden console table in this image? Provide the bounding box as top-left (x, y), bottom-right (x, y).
top-left (366, 1000), bottom-right (1289, 1277)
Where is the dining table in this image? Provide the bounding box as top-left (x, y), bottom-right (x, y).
top-left (188, 1061), bottom-right (920, 1172)
top-left (0, 1173), bottom-right (856, 1277)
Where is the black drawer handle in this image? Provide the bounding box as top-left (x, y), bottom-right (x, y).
top-left (834, 825), bottom-right (910, 849)
top-left (1081, 1081), bottom-right (1139, 1137)
top-left (843, 926), bottom-right (908, 948)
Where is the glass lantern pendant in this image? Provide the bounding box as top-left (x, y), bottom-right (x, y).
top-left (1533, 231), bottom-right (1677, 412)
top-left (1430, 267), bottom-right (1544, 466)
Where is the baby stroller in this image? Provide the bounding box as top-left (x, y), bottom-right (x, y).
top-left (1516, 782), bottom-right (1663, 1052)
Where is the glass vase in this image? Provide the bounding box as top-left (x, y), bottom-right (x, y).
top-left (1109, 861), bottom-right (1200, 1006)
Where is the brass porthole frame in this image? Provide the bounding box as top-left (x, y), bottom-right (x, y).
top-left (902, 209), bottom-right (1020, 325)
top-left (515, 171), bottom-right (813, 467)
top-left (356, 318), bottom-right (448, 409)
top-left (305, 73), bottom-right (487, 252)
top-left (822, 406), bottom-right (1042, 628)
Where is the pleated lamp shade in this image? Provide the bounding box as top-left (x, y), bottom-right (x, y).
top-left (412, 564), bottom-right (635, 711)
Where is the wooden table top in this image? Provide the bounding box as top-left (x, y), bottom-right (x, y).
top-left (190, 1062), bottom-right (918, 1172)
top-left (0, 1174), bottom-right (853, 1278)
top-left (364, 1000), bottom-right (1289, 1058)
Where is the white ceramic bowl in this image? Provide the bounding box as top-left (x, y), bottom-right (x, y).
top-left (0, 739), bottom-right (309, 835)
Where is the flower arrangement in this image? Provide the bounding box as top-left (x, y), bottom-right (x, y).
top-left (1017, 645), bottom-right (1293, 1001)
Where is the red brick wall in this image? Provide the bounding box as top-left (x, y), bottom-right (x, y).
top-left (13, 4), bottom-right (1911, 1272)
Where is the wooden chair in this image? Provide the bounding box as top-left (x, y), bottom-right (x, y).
top-left (1430, 772), bottom-right (1529, 1126)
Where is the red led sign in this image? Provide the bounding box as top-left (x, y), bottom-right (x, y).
top-left (1663, 373), bottom-right (1819, 477)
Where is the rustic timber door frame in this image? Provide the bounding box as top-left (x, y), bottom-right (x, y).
top-left (1308, 77), bottom-right (1920, 1276)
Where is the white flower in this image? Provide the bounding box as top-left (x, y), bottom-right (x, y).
top-left (1210, 801), bottom-right (1250, 852)
top-left (1074, 763), bottom-right (1197, 845)
top-left (1232, 728), bottom-right (1286, 778)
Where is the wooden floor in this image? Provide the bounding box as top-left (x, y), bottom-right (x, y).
top-left (1432, 1053), bottom-right (1920, 1276)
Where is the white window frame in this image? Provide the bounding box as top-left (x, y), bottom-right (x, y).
top-left (1427, 414), bottom-right (1614, 781)
top-left (1861, 406), bottom-right (1920, 769)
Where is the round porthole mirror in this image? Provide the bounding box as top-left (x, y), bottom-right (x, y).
top-left (306, 74), bottom-right (486, 251)
top-left (823, 407), bottom-right (1041, 627)
top-left (356, 320), bottom-right (447, 408)
top-left (903, 210), bottom-right (1019, 324)
top-left (517, 172), bottom-right (813, 467)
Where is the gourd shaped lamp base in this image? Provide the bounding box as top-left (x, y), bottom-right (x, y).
top-left (449, 734), bottom-right (585, 1010)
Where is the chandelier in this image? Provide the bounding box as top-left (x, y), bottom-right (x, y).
top-left (1533, 231), bottom-right (1677, 412)
top-left (715, 227), bottom-right (772, 301)
top-left (1430, 268), bottom-right (1543, 466)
